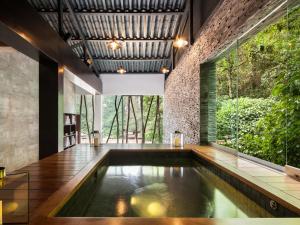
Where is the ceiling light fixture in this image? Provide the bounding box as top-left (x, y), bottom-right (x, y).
top-left (173, 37), bottom-right (188, 48)
top-left (117, 67), bottom-right (126, 74)
top-left (161, 66), bottom-right (170, 74)
top-left (86, 58), bottom-right (93, 65)
top-left (107, 39), bottom-right (123, 50)
top-left (83, 58), bottom-right (92, 66)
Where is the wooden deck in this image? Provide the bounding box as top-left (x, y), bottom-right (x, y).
top-left (12, 144), bottom-right (300, 225)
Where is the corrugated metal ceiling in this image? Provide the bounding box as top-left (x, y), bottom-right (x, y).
top-left (28, 0), bottom-right (187, 73)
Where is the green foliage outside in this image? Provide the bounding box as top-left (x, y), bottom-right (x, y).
top-left (76, 95), bottom-right (94, 137)
top-left (102, 96), bottom-right (163, 143)
top-left (216, 5), bottom-right (300, 167)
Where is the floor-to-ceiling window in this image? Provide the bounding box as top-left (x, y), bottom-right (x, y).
top-left (215, 1), bottom-right (300, 168)
top-left (102, 95), bottom-right (163, 144)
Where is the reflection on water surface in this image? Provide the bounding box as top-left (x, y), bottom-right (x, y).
top-left (58, 163), bottom-right (272, 218)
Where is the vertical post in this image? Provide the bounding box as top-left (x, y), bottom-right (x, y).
top-left (58, 0), bottom-right (64, 37)
top-left (39, 53), bottom-right (63, 158)
top-left (58, 65), bottom-right (64, 152)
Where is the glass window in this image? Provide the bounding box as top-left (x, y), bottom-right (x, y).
top-left (102, 95), bottom-right (163, 144)
top-left (216, 1), bottom-right (300, 168)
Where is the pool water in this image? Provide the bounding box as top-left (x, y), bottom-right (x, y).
top-left (57, 154), bottom-right (272, 218)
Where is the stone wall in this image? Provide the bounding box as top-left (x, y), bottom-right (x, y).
top-left (0, 47), bottom-right (39, 172)
top-left (164, 0), bottom-right (284, 144)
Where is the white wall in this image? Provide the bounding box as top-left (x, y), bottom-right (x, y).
top-left (100, 73), bottom-right (165, 96)
top-left (64, 73), bottom-right (77, 114)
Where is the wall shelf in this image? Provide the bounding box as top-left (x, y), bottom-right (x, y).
top-left (64, 113), bottom-right (80, 150)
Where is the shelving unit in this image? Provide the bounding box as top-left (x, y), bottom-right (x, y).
top-left (64, 113), bottom-right (80, 150)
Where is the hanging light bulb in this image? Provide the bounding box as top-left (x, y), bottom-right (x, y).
top-left (107, 39), bottom-right (123, 50)
top-left (161, 66), bottom-right (170, 74)
top-left (173, 37), bottom-right (188, 48)
top-left (117, 67), bottom-right (126, 74)
top-left (86, 58), bottom-right (93, 65)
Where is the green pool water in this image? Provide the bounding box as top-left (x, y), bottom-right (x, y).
top-left (57, 154), bottom-right (272, 218)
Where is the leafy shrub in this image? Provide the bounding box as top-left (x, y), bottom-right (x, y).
top-left (216, 97), bottom-right (274, 148)
top-left (217, 97), bottom-right (300, 167)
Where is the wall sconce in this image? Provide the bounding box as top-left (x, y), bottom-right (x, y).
top-left (58, 67), bottom-right (64, 74)
top-left (160, 66), bottom-right (170, 74)
top-left (173, 37), bottom-right (188, 48)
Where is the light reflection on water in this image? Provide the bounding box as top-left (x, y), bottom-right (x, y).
top-left (77, 165), bottom-right (272, 218)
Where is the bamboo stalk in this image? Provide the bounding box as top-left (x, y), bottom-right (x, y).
top-left (144, 96), bottom-right (154, 135)
top-left (140, 96), bottom-right (145, 143)
top-left (130, 97), bottom-right (138, 143)
top-left (121, 96), bottom-right (124, 144)
top-left (79, 95), bottom-right (83, 117)
top-left (157, 97), bottom-right (161, 142)
top-left (126, 96), bottom-right (131, 143)
top-left (106, 96), bottom-right (123, 143)
top-left (152, 96), bottom-right (160, 143)
top-left (83, 95), bottom-right (91, 144)
top-left (115, 96), bottom-right (120, 143)
top-left (91, 95), bottom-right (95, 137)
top-left (79, 95), bottom-right (83, 144)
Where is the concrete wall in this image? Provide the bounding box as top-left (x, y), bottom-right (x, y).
top-left (0, 47), bottom-right (39, 172)
top-left (64, 73), bottom-right (77, 114)
top-left (164, 0), bottom-right (283, 144)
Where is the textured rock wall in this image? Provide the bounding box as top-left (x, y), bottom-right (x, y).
top-left (0, 47), bottom-right (39, 172)
top-left (164, 0), bottom-right (283, 144)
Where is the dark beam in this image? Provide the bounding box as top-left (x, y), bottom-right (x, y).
top-left (84, 57), bottom-right (170, 62)
top-left (0, 0), bottom-right (101, 92)
top-left (99, 72), bottom-right (165, 74)
top-left (177, 1), bottom-right (190, 36)
top-left (70, 41), bottom-right (82, 49)
top-left (173, 0), bottom-right (190, 59)
top-left (71, 38), bottom-right (174, 43)
top-left (171, 47), bottom-right (175, 70)
top-left (64, 0), bottom-right (100, 76)
top-left (58, 0), bottom-right (63, 37)
top-left (189, 0), bottom-right (194, 45)
top-left (38, 10), bottom-right (184, 16)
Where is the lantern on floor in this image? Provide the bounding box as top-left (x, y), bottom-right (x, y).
top-left (91, 131), bottom-right (101, 147)
top-left (170, 131), bottom-right (184, 147)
